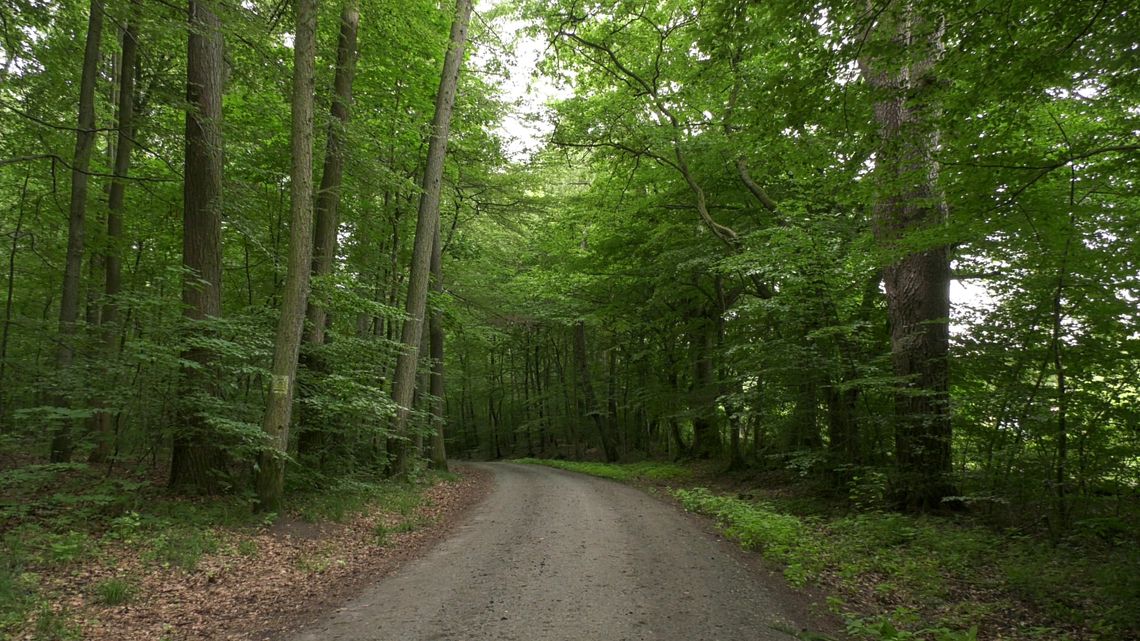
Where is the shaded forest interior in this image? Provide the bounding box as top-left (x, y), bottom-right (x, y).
top-left (0, 0), bottom-right (1138, 638)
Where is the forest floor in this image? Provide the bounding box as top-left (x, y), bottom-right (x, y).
top-left (1, 464), bottom-right (492, 641)
top-left (514, 458), bottom-right (1139, 641)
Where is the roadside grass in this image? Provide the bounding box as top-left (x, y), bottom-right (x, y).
top-left (92, 578), bottom-right (134, 606)
top-left (513, 458), bottom-right (691, 482)
top-left (519, 459), bottom-right (1138, 641)
top-left (0, 463), bottom-right (452, 639)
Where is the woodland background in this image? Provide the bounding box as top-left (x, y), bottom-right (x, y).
top-left (0, 0), bottom-right (1137, 638)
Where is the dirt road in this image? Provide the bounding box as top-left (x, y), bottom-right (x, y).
top-left (288, 463), bottom-right (813, 641)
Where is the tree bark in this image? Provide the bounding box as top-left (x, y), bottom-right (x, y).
top-left (690, 316), bottom-right (719, 459)
top-left (50, 0), bottom-right (103, 462)
top-left (573, 321), bottom-right (615, 461)
top-left (861, 4), bottom-right (954, 511)
top-left (297, 0), bottom-right (359, 458)
top-left (390, 0), bottom-right (472, 476)
top-left (0, 174), bottom-right (30, 431)
top-left (305, 0), bottom-right (358, 346)
top-left (428, 223), bottom-right (448, 469)
top-left (90, 9), bottom-right (139, 465)
top-left (256, 0), bottom-right (319, 512)
top-left (170, 0), bottom-right (225, 492)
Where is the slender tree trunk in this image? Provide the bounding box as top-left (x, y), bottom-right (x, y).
top-left (305, 0), bottom-right (358, 345)
top-left (690, 317), bottom-right (719, 459)
top-left (170, 0), bottom-right (225, 492)
top-left (0, 175), bottom-right (30, 431)
top-left (428, 223), bottom-right (447, 469)
top-left (256, 0), bottom-right (319, 512)
top-left (297, 0), bottom-right (359, 458)
top-left (861, 4), bottom-right (953, 511)
top-left (50, 0), bottom-right (104, 462)
top-left (90, 10), bottom-right (139, 464)
top-left (1051, 227), bottom-right (1074, 531)
top-left (390, 0), bottom-right (472, 476)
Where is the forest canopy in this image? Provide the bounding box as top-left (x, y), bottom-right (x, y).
top-left (0, 0), bottom-right (1135, 527)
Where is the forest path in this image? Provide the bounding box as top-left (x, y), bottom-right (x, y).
top-left (288, 462), bottom-right (811, 641)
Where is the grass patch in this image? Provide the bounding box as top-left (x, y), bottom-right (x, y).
top-left (374, 514), bottom-right (432, 546)
top-left (672, 486), bottom-right (1139, 640)
top-left (31, 603), bottom-right (80, 641)
top-left (291, 476), bottom-right (426, 523)
top-left (0, 561), bottom-right (37, 634)
top-left (235, 538), bottom-right (259, 557)
top-left (93, 578), bottom-right (134, 606)
top-left (143, 527), bottom-right (220, 571)
top-left (513, 458), bottom-right (691, 482)
top-left (293, 543), bottom-right (348, 575)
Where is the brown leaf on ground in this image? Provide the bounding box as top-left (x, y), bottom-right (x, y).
top-left (28, 465), bottom-right (491, 641)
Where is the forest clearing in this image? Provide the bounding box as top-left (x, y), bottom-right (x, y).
top-left (0, 0), bottom-right (1137, 639)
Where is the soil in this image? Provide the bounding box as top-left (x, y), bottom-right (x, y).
top-left (54, 464), bottom-right (494, 641)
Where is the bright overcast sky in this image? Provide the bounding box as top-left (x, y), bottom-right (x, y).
top-left (473, 0), bottom-right (565, 161)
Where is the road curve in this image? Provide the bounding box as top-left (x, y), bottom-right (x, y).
top-left (289, 462), bottom-right (805, 641)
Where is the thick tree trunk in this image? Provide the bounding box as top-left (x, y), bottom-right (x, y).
top-left (390, 0), bottom-right (472, 476)
top-left (90, 12), bottom-right (139, 465)
top-left (170, 0), bottom-right (225, 492)
top-left (573, 321), bottom-right (615, 461)
top-left (861, 4), bottom-right (953, 511)
top-left (50, 0), bottom-right (103, 462)
top-left (256, 0), bottom-right (319, 512)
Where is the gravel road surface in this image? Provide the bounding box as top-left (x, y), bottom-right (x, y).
top-left (288, 462), bottom-right (808, 641)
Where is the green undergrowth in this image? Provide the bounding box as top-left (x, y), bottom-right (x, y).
top-left (673, 488), bottom-right (1138, 641)
top-left (513, 458), bottom-right (691, 482)
top-left (0, 463), bottom-right (452, 640)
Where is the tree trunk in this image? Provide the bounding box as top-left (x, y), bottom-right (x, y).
top-left (297, 0), bottom-right (359, 458)
top-left (390, 0), bottom-right (472, 477)
top-left (0, 174), bottom-right (30, 431)
top-left (861, 4), bottom-right (953, 511)
top-left (690, 317), bottom-right (719, 459)
top-left (170, 0), bottom-right (225, 493)
top-left (256, 0), bottom-right (319, 512)
top-left (90, 10), bottom-right (139, 465)
top-left (428, 223), bottom-right (448, 469)
top-left (305, 0), bottom-right (358, 345)
top-left (573, 321), bottom-right (615, 461)
top-left (50, 0), bottom-right (104, 462)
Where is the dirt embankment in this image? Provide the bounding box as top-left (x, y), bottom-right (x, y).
top-left (59, 466), bottom-right (493, 641)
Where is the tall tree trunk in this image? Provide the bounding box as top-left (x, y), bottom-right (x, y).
top-left (305, 0), bottom-right (358, 345)
top-left (573, 321), bottom-right (615, 461)
top-left (297, 0), bottom-right (359, 458)
top-left (390, 0), bottom-right (472, 477)
top-left (90, 10), bottom-right (139, 465)
top-left (1051, 225), bottom-right (1074, 532)
top-left (170, 0), bottom-right (225, 492)
top-left (256, 0), bottom-right (319, 512)
top-left (428, 223), bottom-right (447, 469)
top-left (860, 4), bottom-right (953, 511)
top-left (0, 174), bottom-right (30, 431)
top-left (690, 317), bottom-right (719, 459)
top-left (50, 0), bottom-right (104, 462)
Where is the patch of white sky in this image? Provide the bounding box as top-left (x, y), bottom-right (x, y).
top-left (473, 0), bottom-right (568, 161)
